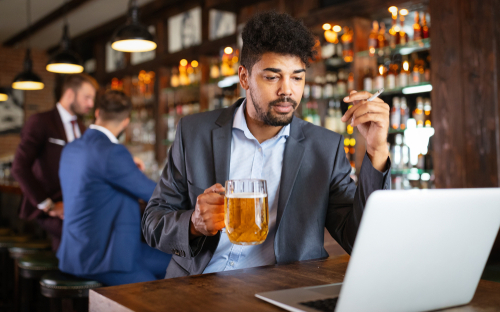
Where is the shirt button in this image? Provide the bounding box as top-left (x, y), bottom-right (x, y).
top-left (258, 148), bottom-right (262, 152)
top-left (230, 261), bottom-right (235, 266)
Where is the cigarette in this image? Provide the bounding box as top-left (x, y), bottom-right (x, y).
top-left (367, 88), bottom-right (384, 101)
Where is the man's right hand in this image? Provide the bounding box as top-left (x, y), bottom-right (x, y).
top-left (190, 183), bottom-right (225, 238)
top-left (48, 201), bottom-right (64, 220)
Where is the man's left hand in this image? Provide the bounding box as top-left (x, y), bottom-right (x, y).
top-left (133, 157), bottom-right (146, 172)
top-left (341, 90), bottom-right (390, 172)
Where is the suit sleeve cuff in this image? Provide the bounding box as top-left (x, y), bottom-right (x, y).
top-left (360, 152), bottom-right (391, 190)
top-left (37, 198), bottom-right (53, 210)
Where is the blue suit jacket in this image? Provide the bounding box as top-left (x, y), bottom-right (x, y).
top-left (57, 129), bottom-right (156, 275)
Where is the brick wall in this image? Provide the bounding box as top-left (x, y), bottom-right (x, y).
top-left (0, 47), bottom-right (56, 158)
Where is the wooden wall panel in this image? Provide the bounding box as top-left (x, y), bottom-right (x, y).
top-left (429, 0), bottom-right (466, 188)
top-left (460, 0), bottom-right (499, 188)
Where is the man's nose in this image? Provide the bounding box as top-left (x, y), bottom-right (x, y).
top-left (279, 78), bottom-right (292, 97)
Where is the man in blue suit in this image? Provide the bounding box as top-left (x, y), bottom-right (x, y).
top-left (57, 90), bottom-right (171, 286)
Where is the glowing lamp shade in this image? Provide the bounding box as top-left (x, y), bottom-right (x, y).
top-left (332, 25), bottom-right (342, 32)
top-left (46, 50), bottom-right (83, 73)
top-left (0, 89), bottom-right (7, 101)
top-left (12, 49), bottom-right (44, 90)
top-left (111, 1), bottom-right (156, 53)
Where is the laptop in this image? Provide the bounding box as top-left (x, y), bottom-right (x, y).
top-left (256, 188), bottom-right (500, 312)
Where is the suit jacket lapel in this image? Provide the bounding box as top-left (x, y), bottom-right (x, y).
top-left (53, 108), bottom-right (68, 142)
top-left (275, 116), bottom-right (305, 233)
top-left (212, 99), bottom-right (244, 185)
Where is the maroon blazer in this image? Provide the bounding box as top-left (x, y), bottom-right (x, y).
top-left (12, 107), bottom-right (86, 220)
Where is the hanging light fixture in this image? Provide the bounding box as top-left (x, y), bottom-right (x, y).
top-left (46, 0), bottom-right (83, 73)
top-left (111, 0), bottom-right (156, 52)
top-left (12, 0), bottom-right (44, 90)
top-left (0, 87), bottom-right (9, 102)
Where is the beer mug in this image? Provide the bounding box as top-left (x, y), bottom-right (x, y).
top-left (224, 179), bottom-right (269, 245)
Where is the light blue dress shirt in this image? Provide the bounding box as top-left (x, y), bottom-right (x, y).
top-left (203, 100), bottom-right (290, 273)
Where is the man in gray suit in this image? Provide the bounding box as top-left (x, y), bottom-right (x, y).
top-left (142, 11), bottom-right (391, 279)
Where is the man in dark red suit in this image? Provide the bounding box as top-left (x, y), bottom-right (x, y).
top-left (12, 73), bottom-right (98, 251)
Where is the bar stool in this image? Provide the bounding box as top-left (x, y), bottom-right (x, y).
top-left (18, 253), bottom-right (59, 312)
top-left (0, 234), bottom-right (32, 306)
top-left (9, 241), bottom-right (52, 311)
top-left (40, 272), bottom-right (102, 312)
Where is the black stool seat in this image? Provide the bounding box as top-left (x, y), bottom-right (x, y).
top-left (8, 241), bottom-right (52, 259)
top-left (0, 234), bottom-right (32, 248)
top-left (18, 253), bottom-right (59, 279)
top-left (40, 272), bottom-right (102, 298)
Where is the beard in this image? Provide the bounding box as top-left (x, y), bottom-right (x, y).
top-left (69, 101), bottom-right (85, 118)
top-left (249, 92), bottom-right (298, 127)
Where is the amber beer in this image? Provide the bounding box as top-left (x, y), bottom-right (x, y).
top-left (224, 180), bottom-right (269, 245)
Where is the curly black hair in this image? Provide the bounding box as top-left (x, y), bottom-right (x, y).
top-left (241, 11), bottom-right (317, 74)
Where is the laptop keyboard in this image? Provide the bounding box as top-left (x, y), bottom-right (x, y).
top-left (299, 297), bottom-right (338, 311)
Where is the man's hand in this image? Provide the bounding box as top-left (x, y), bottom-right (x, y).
top-left (133, 157), bottom-right (146, 172)
top-left (48, 201), bottom-right (64, 220)
top-left (341, 90), bottom-right (390, 171)
top-left (190, 183), bottom-right (225, 239)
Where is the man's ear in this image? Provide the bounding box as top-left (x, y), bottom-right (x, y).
top-left (239, 65), bottom-right (250, 90)
top-left (121, 117), bottom-right (130, 129)
top-left (94, 108), bottom-right (100, 120)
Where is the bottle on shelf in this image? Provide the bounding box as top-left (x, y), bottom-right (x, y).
top-left (391, 134), bottom-right (403, 169)
top-left (412, 60), bottom-right (421, 85)
top-left (402, 136), bottom-right (410, 169)
top-left (389, 13), bottom-right (398, 48)
top-left (323, 74), bottom-right (335, 99)
top-left (334, 100), bottom-right (344, 133)
top-left (341, 27), bottom-right (354, 62)
top-left (369, 21), bottom-right (379, 55)
top-left (399, 10), bottom-right (409, 45)
top-left (363, 69), bottom-right (373, 92)
top-left (424, 98), bottom-right (432, 127)
top-left (374, 65), bottom-right (385, 90)
top-left (378, 23), bottom-right (388, 48)
top-left (337, 70), bottom-right (347, 96)
top-left (414, 97), bottom-right (425, 127)
top-left (312, 102), bottom-right (321, 126)
top-left (312, 76), bottom-right (323, 99)
top-left (347, 72), bottom-right (355, 94)
top-left (303, 102), bottom-right (313, 123)
top-left (413, 12), bottom-right (422, 41)
top-left (400, 97), bottom-right (409, 130)
top-left (391, 97), bottom-right (401, 130)
top-left (303, 83), bottom-right (311, 99)
top-left (421, 12), bottom-right (430, 39)
top-left (399, 59), bottom-right (410, 88)
top-left (325, 100), bottom-right (336, 132)
top-left (386, 64), bottom-right (397, 90)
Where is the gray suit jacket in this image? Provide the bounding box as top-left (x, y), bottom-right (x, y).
top-left (142, 98), bottom-right (390, 279)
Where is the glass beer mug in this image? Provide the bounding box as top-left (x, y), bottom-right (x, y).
top-left (224, 179), bottom-right (269, 245)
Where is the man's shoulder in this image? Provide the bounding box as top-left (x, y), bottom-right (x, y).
top-left (181, 108), bottom-right (225, 125)
top-left (26, 108), bottom-right (56, 125)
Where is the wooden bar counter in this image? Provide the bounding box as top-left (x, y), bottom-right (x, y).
top-left (90, 255), bottom-right (500, 312)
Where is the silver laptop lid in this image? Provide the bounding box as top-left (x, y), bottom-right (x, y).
top-left (336, 188), bottom-right (500, 312)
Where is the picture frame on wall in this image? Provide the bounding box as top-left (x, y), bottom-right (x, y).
top-left (0, 89), bottom-right (24, 135)
top-left (168, 7), bottom-right (202, 53)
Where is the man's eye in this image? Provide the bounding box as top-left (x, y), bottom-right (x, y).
top-left (293, 77), bottom-right (303, 81)
top-left (266, 76), bottom-right (277, 81)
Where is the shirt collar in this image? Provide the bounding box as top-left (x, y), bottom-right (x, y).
top-left (232, 99), bottom-right (290, 141)
top-left (89, 124), bottom-right (119, 144)
top-left (56, 103), bottom-right (77, 123)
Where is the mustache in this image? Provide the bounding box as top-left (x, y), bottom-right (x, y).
top-left (268, 97), bottom-right (298, 108)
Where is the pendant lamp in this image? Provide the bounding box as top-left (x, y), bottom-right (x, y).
top-left (0, 87), bottom-right (9, 102)
top-left (12, 0), bottom-right (44, 90)
top-left (46, 6), bottom-right (84, 74)
top-left (111, 0), bottom-right (156, 52)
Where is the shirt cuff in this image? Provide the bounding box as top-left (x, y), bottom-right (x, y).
top-left (37, 198), bottom-right (53, 210)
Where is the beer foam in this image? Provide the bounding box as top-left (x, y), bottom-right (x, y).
top-left (225, 192), bottom-right (267, 198)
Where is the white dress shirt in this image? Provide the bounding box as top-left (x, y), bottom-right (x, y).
top-left (56, 103), bottom-right (81, 143)
top-left (89, 124), bottom-right (119, 144)
top-left (203, 100), bottom-right (290, 273)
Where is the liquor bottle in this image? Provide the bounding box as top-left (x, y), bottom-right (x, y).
top-left (312, 102), bottom-right (321, 126)
top-left (374, 65), bottom-right (385, 90)
top-left (399, 14), bottom-right (409, 45)
top-left (402, 136), bottom-right (410, 169)
top-left (412, 61), bottom-right (421, 85)
top-left (391, 97), bottom-right (401, 130)
top-left (334, 100), bottom-right (344, 133)
top-left (421, 12), bottom-right (430, 39)
top-left (413, 12), bottom-right (422, 41)
top-left (392, 134), bottom-right (403, 169)
top-left (337, 70), bottom-right (347, 96)
top-left (363, 69), bottom-right (373, 92)
top-left (303, 102), bottom-right (314, 123)
top-left (369, 21), bottom-right (379, 55)
top-left (400, 97), bottom-right (409, 129)
top-left (303, 83), bottom-right (311, 99)
top-left (378, 23), bottom-right (388, 48)
top-left (414, 97), bottom-right (424, 127)
top-left (341, 27), bottom-right (354, 62)
top-left (389, 14), bottom-right (398, 48)
top-left (424, 98), bottom-right (432, 127)
top-left (323, 73), bottom-right (334, 98)
top-left (311, 78), bottom-right (322, 99)
top-left (331, 72), bottom-right (339, 97)
top-left (386, 64), bottom-right (397, 90)
top-left (399, 60), bottom-right (410, 87)
top-left (347, 72), bottom-right (355, 93)
top-left (325, 100), bottom-right (336, 132)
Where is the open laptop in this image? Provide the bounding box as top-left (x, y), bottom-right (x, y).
top-left (256, 188), bottom-right (500, 312)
